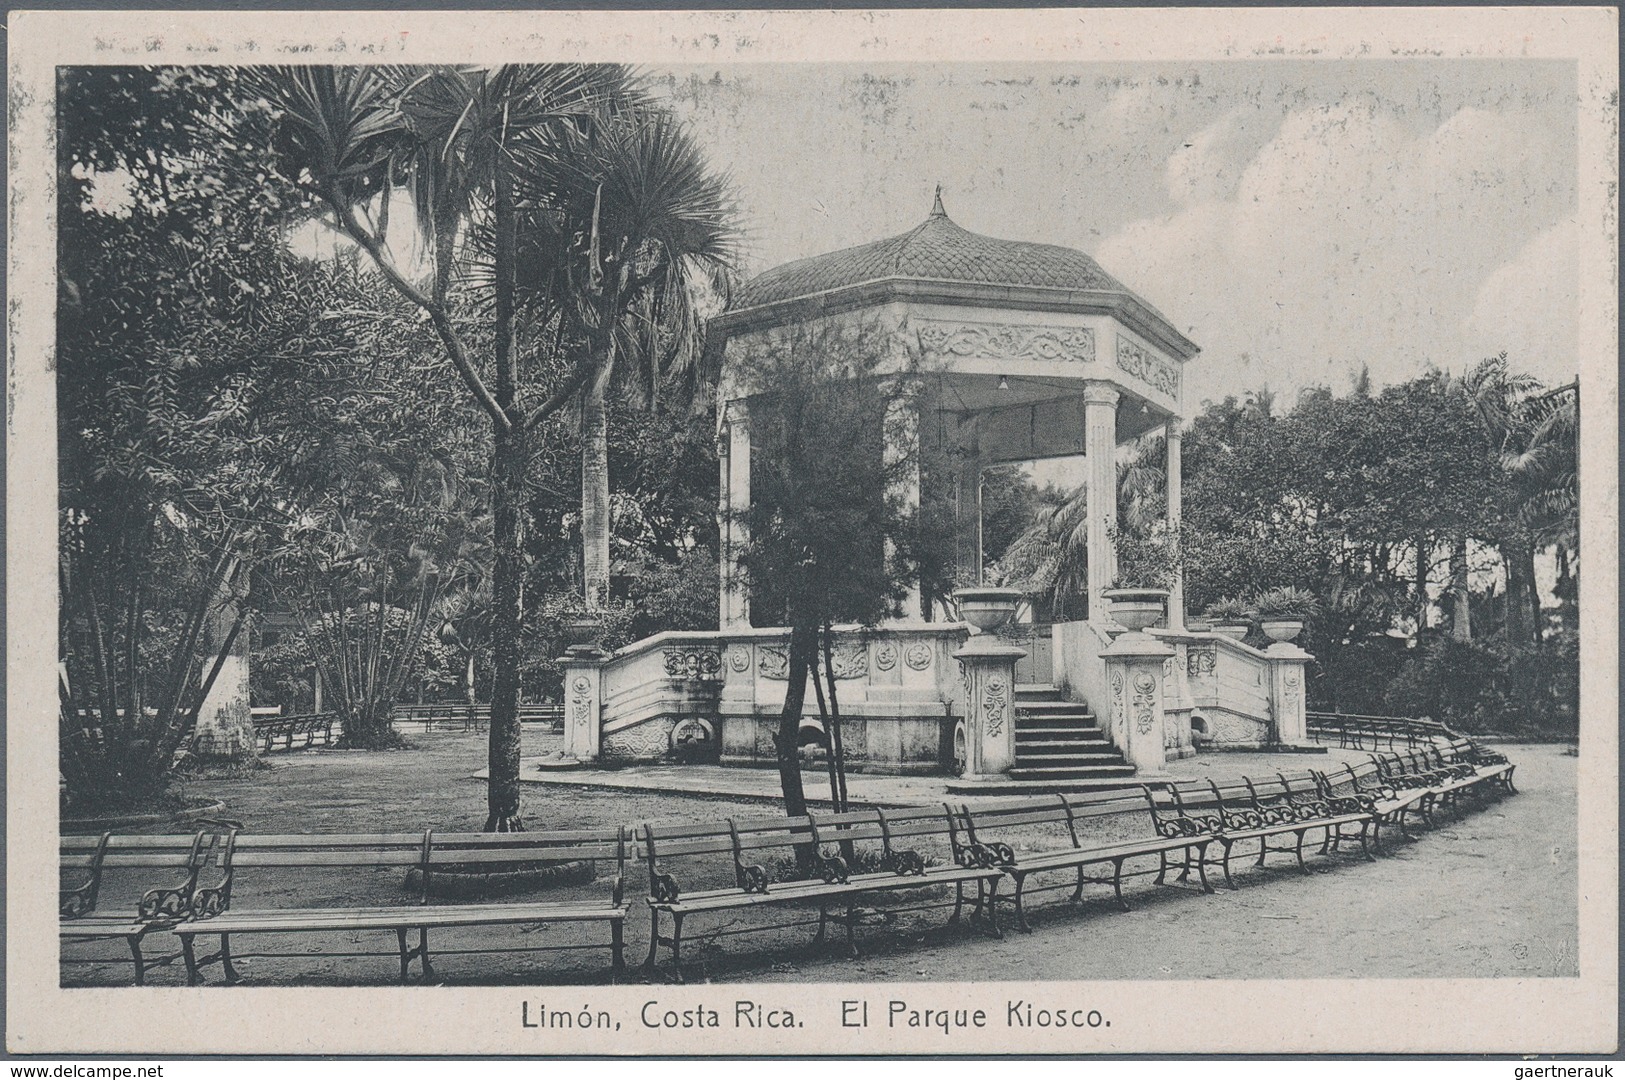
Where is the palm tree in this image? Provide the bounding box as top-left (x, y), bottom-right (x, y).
top-left (512, 103), bottom-right (736, 611)
top-left (1455, 354), bottom-right (1578, 650)
top-left (993, 434), bottom-right (1167, 620)
top-left (255, 64), bottom-right (633, 829)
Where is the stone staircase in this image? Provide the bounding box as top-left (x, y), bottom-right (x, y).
top-left (947, 683), bottom-right (1139, 796)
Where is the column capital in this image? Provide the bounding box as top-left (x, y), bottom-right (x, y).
top-left (1081, 381), bottom-right (1121, 408)
top-left (722, 398), bottom-right (750, 427)
top-left (1166, 421), bottom-right (1184, 442)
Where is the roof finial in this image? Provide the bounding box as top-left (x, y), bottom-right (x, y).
top-left (930, 184), bottom-right (947, 218)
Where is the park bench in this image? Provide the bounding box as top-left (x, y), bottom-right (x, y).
top-left (640, 806), bottom-right (1005, 973)
top-left (1371, 749), bottom-right (1491, 816)
top-left (252, 712), bottom-right (337, 753)
top-left (60, 830), bottom-right (234, 985)
top-left (1141, 779), bottom-right (1374, 889)
top-left (174, 827), bottom-right (631, 984)
top-left (952, 792), bottom-right (1216, 931)
top-left (390, 703), bottom-right (564, 732)
top-left (1312, 762), bottom-right (1434, 841)
top-left (1441, 737), bottom-right (1518, 795)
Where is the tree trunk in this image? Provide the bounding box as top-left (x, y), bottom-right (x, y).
top-left (581, 362), bottom-right (613, 612)
top-left (775, 620), bottom-right (815, 813)
top-left (1450, 534), bottom-right (1471, 643)
top-left (1521, 544), bottom-right (1543, 644)
top-left (484, 163), bottom-right (525, 832)
top-left (1413, 533), bottom-right (1430, 633)
top-left (1503, 541), bottom-right (1532, 653)
top-left (821, 625), bottom-right (850, 814)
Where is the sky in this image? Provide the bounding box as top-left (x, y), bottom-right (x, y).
top-left (648, 59), bottom-right (1579, 409)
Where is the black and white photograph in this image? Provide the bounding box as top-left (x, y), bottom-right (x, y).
top-left (8, 6), bottom-right (1618, 1058)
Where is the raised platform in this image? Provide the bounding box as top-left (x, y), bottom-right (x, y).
top-left (489, 741), bottom-right (1369, 808)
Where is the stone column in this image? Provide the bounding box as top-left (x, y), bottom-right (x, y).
top-left (1266, 640), bottom-right (1312, 747)
top-left (560, 652), bottom-right (609, 762)
top-left (953, 637), bottom-right (1026, 778)
top-left (719, 400), bottom-right (751, 630)
top-left (954, 454), bottom-right (984, 587)
top-left (1082, 382), bottom-right (1121, 625)
top-left (1165, 423), bottom-right (1186, 631)
top-left (885, 377), bottom-right (924, 619)
top-left (1100, 626), bottom-right (1174, 774)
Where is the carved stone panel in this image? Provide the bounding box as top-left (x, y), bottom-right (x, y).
top-left (917, 321), bottom-right (1096, 365)
top-left (982, 675), bottom-right (1009, 739)
top-left (1132, 670), bottom-right (1159, 735)
top-left (1187, 645), bottom-right (1217, 678)
top-left (757, 641), bottom-right (867, 680)
top-left (1115, 333), bottom-right (1179, 397)
top-left (664, 647), bottom-right (722, 680)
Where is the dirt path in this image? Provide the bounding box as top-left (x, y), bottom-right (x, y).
top-left (64, 733), bottom-right (1576, 986)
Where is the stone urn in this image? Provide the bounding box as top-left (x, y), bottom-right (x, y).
top-left (562, 616), bottom-right (605, 657)
top-left (1102, 588), bottom-right (1169, 633)
top-left (951, 587), bottom-right (1024, 633)
top-left (1260, 618), bottom-right (1305, 644)
top-left (1212, 623), bottom-right (1251, 641)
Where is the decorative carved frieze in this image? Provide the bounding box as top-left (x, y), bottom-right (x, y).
top-left (664, 647), bottom-right (722, 680)
top-left (873, 642), bottom-right (898, 671)
top-left (982, 675), bottom-right (1009, 739)
top-left (1110, 670), bottom-right (1126, 735)
top-left (1115, 334), bottom-right (1179, 398)
top-left (1187, 645), bottom-right (1217, 678)
top-left (727, 645), bottom-right (752, 673)
top-left (903, 642), bottom-right (934, 671)
top-left (756, 641), bottom-right (868, 680)
top-left (1132, 670), bottom-right (1159, 735)
top-left (758, 645), bottom-right (789, 680)
top-left (917, 321), bottom-right (1096, 365)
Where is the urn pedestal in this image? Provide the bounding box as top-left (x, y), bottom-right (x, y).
top-left (952, 638), bottom-right (1026, 778)
top-left (1099, 628), bottom-right (1176, 775)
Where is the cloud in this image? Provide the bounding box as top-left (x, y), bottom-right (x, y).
top-left (1461, 218), bottom-right (1579, 386)
top-left (1097, 100), bottom-right (1575, 406)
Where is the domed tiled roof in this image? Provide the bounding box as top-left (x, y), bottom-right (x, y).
top-left (736, 191), bottom-right (1134, 309)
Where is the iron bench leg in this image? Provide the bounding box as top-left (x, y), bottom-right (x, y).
top-left (843, 898), bottom-right (860, 958)
top-left (396, 929), bottom-right (413, 982)
top-left (668, 913), bottom-right (685, 968)
top-left (127, 935), bottom-right (146, 986)
top-left (1219, 839), bottom-right (1238, 890)
top-left (181, 933), bottom-right (201, 986)
top-left (949, 880), bottom-right (965, 925)
top-left (220, 932), bottom-right (240, 982)
top-left (611, 921), bottom-right (626, 973)
top-left (1293, 828), bottom-right (1310, 873)
top-left (1194, 842), bottom-right (1215, 894)
top-left (642, 909), bottom-right (662, 973)
top-left (983, 877), bottom-right (1003, 938)
top-left (1014, 872), bottom-right (1033, 932)
top-left (1110, 857), bottom-right (1130, 912)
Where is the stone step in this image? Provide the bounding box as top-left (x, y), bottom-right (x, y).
top-left (1014, 684), bottom-right (1062, 699)
top-left (1006, 764), bottom-right (1140, 781)
top-left (1017, 716), bottom-right (1099, 731)
top-left (1014, 727), bottom-right (1106, 742)
top-left (1011, 752), bottom-right (1130, 768)
top-left (1013, 734), bottom-right (1111, 748)
top-left (1015, 711), bottom-right (1094, 723)
top-left (947, 775), bottom-right (1149, 797)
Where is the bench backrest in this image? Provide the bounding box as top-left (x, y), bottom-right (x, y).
top-left (60, 831), bottom-right (231, 919)
top-left (961, 790), bottom-right (1146, 849)
top-left (642, 807), bottom-right (962, 897)
top-left (216, 827), bottom-right (629, 908)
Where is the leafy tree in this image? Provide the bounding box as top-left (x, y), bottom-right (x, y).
top-left (731, 322), bottom-right (934, 821)
top-left (254, 65), bottom-right (644, 830)
top-left (57, 67), bottom-right (356, 809)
